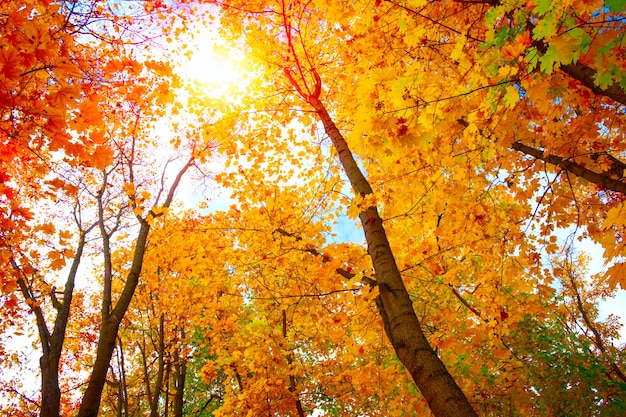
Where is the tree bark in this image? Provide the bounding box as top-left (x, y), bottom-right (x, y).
top-left (282, 310), bottom-right (306, 417)
top-left (77, 220), bottom-right (150, 417)
top-left (39, 354), bottom-right (62, 417)
top-left (139, 333), bottom-right (154, 407)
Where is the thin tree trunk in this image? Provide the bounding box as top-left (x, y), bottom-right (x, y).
top-left (164, 359), bottom-right (171, 417)
top-left (282, 310), bottom-right (306, 417)
top-left (139, 333), bottom-right (154, 405)
top-left (150, 315), bottom-right (166, 417)
top-left (172, 340), bottom-right (187, 417)
top-left (118, 337), bottom-right (129, 417)
top-left (77, 220), bottom-right (150, 417)
top-left (564, 259), bottom-right (626, 383)
top-left (13, 228), bottom-right (88, 417)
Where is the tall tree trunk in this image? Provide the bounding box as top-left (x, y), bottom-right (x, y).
top-left (77, 159), bottom-right (193, 417)
top-left (117, 336), bottom-right (130, 417)
top-left (139, 332), bottom-right (154, 406)
top-left (282, 310), bottom-right (306, 417)
top-left (77, 221), bottom-right (150, 417)
top-left (164, 359), bottom-right (171, 417)
top-left (306, 90), bottom-right (478, 417)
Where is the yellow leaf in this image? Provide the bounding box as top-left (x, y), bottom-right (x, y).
top-left (603, 204), bottom-right (624, 230)
top-left (123, 182), bottom-right (136, 196)
top-left (503, 85), bottom-right (519, 108)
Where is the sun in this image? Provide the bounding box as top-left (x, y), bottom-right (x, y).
top-left (177, 25), bottom-right (249, 99)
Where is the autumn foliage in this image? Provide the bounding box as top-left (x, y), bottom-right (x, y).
top-left (1, 0), bottom-right (626, 416)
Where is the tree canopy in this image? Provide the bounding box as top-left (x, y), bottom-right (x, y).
top-left (1, 0), bottom-right (625, 416)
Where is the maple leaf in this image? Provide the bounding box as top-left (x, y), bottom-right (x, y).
top-left (49, 252), bottom-right (66, 271)
top-left (35, 222), bottom-right (56, 235)
top-left (0, 47), bottom-right (22, 80)
top-left (503, 85), bottom-right (520, 108)
top-left (79, 98), bottom-right (103, 125)
top-left (89, 129), bottom-right (107, 145)
top-left (52, 85), bottom-right (80, 108)
top-left (87, 145), bottom-right (114, 170)
top-left (604, 262), bottom-right (626, 290)
top-left (501, 31), bottom-right (532, 60)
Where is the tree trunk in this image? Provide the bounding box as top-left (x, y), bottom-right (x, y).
top-left (307, 94), bottom-right (478, 417)
top-left (76, 221), bottom-right (149, 417)
top-left (14, 229), bottom-right (87, 417)
top-left (139, 333), bottom-right (154, 407)
top-left (172, 345), bottom-right (186, 417)
top-left (40, 354), bottom-right (62, 417)
top-left (164, 360), bottom-right (171, 417)
top-left (282, 310), bottom-right (306, 417)
top-left (150, 315), bottom-right (166, 417)
top-left (117, 337), bottom-right (129, 417)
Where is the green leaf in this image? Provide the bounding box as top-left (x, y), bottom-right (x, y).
top-left (606, 0), bottom-right (626, 12)
top-left (548, 85), bottom-right (567, 98)
top-left (525, 46), bottom-right (540, 71)
top-left (569, 27), bottom-right (592, 53)
top-left (398, 18), bottom-right (408, 33)
top-left (485, 5), bottom-right (505, 27)
top-left (534, 0), bottom-right (553, 16)
top-left (533, 12), bottom-right (555, 40)
top-left (493, 27), bottom-right (510, 48)
top-left (597, 39), bottom-right (615, 56)
top-left (617, 71), bottom-right (626, 90)
top-left (594, 71), bottom-right (614, 89)
top-left (539, 45), bottom-right (559, 74)
top-left (406, 381), bottom-right (419, 396)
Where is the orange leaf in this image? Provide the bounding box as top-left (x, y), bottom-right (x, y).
top-left (88, 145), bottom-right (114, 170)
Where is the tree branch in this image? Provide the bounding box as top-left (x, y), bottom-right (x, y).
top-left (273, 227), bottom-right (377, 287)
top-left (511, 141), bottom-right (626, 194)
top-left (560, 62), bottom-right (626, 107)
top-left (564, 260), bottom-right (626, 384)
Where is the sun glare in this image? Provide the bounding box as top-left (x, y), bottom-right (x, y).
top-left (177, 26), bottom-right (248, 99)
